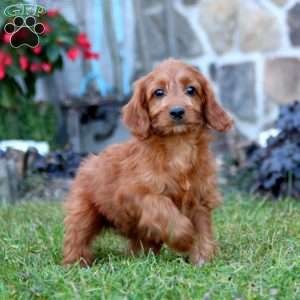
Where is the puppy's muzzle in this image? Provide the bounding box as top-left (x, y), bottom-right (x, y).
top-left (169, 106), bottom-right (185, 121)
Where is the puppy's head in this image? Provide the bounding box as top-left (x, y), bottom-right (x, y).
top-left (123, 59), bottom-right (233, 139)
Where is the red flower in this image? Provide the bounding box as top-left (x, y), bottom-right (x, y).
top-left (83, 50), bottom-right (100, 60)
top-left (19, 56), bottom-right (29, 70)
top-left (3, 53), bottom-right (12, 66)
top-left (0, 51), bottom-right (12, 66)
top-left (47, 9), bottom-right (59, 17)
top-left (67, 47), bottom-right (80, 61)
top-left (32, 45), bottom-right (42, 55)
top-left (0, 66), bottom-right (5, 80)
top-left (41, 62), bottom-right (52, 73)
top-left (2, 33), bottom-right (12, 44)
top-left (42, 22), bottom-right (52, 34)
top-left (76, 32), bottom-right (91, 49)
top-left (30, 63), bottom-right (41, 72)
top-left (0, 51), bottom-right (13, 80)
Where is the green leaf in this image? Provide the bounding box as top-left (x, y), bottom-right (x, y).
top-left (54, 55), bottom-right (63, 70)
top-left (24, 74), bottom-right (37, 97)
top-left (0, 79), bottom-right (21, 108)
top-left (46, 44), bottom-right (61, 62)
top-left (0, 83), bottom-right (14, 109)
top-left (6, 65), bottom-right (26, 78)
top-left (56, 35), bottom-right (74, 47)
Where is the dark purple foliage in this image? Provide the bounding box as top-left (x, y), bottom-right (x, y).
top-left (31, 149), bottom-right (87, 178)
top-left (245, 101), bottom-right (300, 199)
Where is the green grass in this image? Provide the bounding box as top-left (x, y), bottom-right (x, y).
top-left (0, 195), bottom-right (300, 300)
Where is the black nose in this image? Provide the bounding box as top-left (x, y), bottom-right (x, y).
top-left (169, 106), bottom-right (185, 120)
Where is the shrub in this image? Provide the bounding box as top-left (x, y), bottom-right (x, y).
top-left (242, 101), bottom-right (300, 199)
top-left (0, 0), bottom-right (99, 143)
top-left (0, 1), bottom-right (99, 96)
top-left (29, 148), bottom-right (86, 178)
top-left (0, 99), bottom-right (57, 145)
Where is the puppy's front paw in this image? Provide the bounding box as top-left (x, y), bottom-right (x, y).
top-left (189, 242), bottom-right (217, 266)
top-left (189, 254), bottom-right (207, 267)
top-left (195, 257), bottom-right (206, 267)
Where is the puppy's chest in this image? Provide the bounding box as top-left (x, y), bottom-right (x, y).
top-left (144, 144), bottom-right (200, 195)
top-left (166, 142), bottom-right (198, 175)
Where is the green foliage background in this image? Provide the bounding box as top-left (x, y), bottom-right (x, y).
top-left (0, 98), bottom-right (57, 145)
top-left (0, 0), bottom-right (79, 146)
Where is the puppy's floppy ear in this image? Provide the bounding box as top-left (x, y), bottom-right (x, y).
top-left (203, 80), bottom-right (233, 132)
top-left (122, 77), bottom-right (151, 139)
top-left (195, 70), bottom-right (233, 132)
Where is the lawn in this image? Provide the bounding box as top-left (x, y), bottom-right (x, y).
top-left (0, 195), bottom-right (299, 300)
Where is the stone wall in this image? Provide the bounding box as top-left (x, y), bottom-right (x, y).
top-left (135, 0), bottom-right (300, 139)
top-left (35, 0), bottom-right (300, 141)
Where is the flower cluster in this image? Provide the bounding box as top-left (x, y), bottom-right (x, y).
top-left (0, 50), bottom-right (12, 79)
top-left (0, 7), bottom-right (99, 97)
top-left (67, 32), bottom-right (99, 61)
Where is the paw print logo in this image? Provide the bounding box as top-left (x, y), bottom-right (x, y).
top-left (4, 16), bottom-right (45, 48)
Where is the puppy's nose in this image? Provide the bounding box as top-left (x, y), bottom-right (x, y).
top-left (169, 106), bottom-right (185, 120)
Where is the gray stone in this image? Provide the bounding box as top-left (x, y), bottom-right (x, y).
top-left (183, 0), bottom-right (199, 5)
top-left (215, 62), bottom-right (256, 122)
top-left (175, 10), bottom-right (204, 58)
top-left (21, 176), bottom-right (72, 202)
top-left (264, 58), bottom-right (300, 104)
top-left (78, 117), bottom-right (130, 153)
top-left (137, 1), bottom-right (203, 60)
top-left (0, 158), bottom-right (18, 203)
top-left (5, 148), bottom-right (25, 178)
top-left (287, 3), bottom-right (300, 46)
top-left (239, 1), bottom-right (282, 52)
top-left (209, 64), bottom-right (217, 81)
top-left (198, 0), bottom-right (239, 54)
top-left (141, 0), bottom-right (162, 10)
top-left (271, 0), bottom-right (288, 6)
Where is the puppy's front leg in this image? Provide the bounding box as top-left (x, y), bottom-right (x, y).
top-left (118, 191), bottom-right (195, 255)
top-left (137, 194), bottom-right (195, 254)
top-left (188, 205), bottom-right (217, 266)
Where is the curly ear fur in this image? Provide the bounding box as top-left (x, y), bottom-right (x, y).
top-left (122, 77), bottom-right (151, 139)
top-left (193, 69), bottom-right (233, 132)
top-left (203, 79), bottom-right (233, 132)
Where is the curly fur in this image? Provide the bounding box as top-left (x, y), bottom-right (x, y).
top-left (63, 59), bottom-right (233, 266)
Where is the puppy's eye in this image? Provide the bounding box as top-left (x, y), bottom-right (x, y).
top-left (185, 86), bottom-right (196, 96)
top-left (154, 89), bottom-right (165, 98)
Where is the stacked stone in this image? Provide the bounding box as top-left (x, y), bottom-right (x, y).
top-left (137, 0), bottom-right (300, 139)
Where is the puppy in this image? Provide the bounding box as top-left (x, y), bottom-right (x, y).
top-left (63, 59), bottom-right (233, 266)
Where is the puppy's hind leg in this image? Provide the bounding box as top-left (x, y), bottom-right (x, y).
top-left (63, 191), bottom-right (103, 267)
